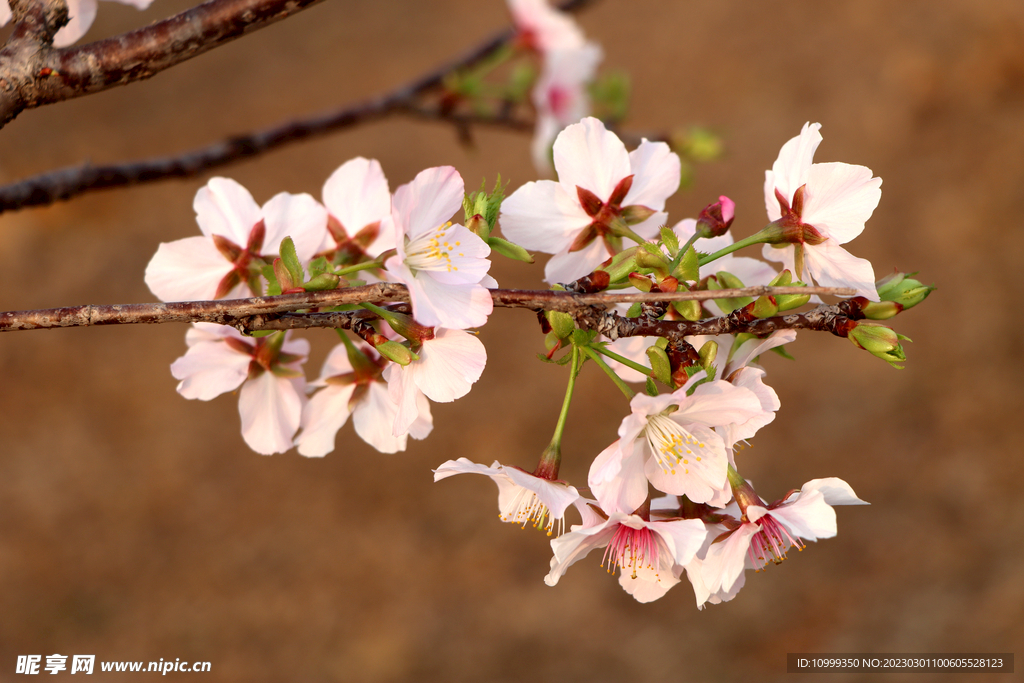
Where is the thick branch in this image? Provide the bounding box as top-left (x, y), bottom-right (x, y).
top-left (0, 0), bottom-right (326, 128)
top-left (0, 285), bottom-right (853, 332)
top-left (0, 0), bottom-right (593, 212)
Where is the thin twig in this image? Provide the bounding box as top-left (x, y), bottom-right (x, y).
top-left (0, 0), bottom-right (595, 214)
top-left (0, 285), bottom-right (854, 332)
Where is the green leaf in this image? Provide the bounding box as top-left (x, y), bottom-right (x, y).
top-left (660, 226), bottom-right (679, 256)
top-left (262, 264), bottom-right (282, 296)
top-left (308, 256), bottom-right (331, 279)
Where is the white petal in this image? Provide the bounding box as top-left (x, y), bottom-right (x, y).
top-left (552, 117), bottom-right (631, 199)
top-left (543, 236), bottom-right (610, 284)
top-left (295, 384), bottom-right (356, 457)
top-left (52, 0), bottom-right (97, 47)
top-left (654, 518), bottom-right (708, 566)
top-left (239, 374), bottom-right (305, 455)
top-left (322, 157), bottom-right (391, 237)
top-left (804, 239), bottom-right (878, 300)
top-left (800, 477), bottom-right (869, 506)
top-left (702, 522), bottom-right (759, 594)
top-left (261, 192), bottom-right (328, 262)
top-left (726, 329), bottom-right (797, 373)
top-left (618, 562), bottom-right (680, 603)
top-left (410, 329), bottom-right (486, 403)
top-left (544, 518), bottom-right (617, 586)
top-left (767, 491), bottom-right (837, 542)
top-left (624, 139), bottom-right (680, 211)
top-left (644, 425), bottom-right (728, 503)
top-left (171, 341), bottom-right (250, 401)
top-left (588, 439), bottom-right (649, 515)
top-left (433, 457), bottom-right (502, 482)
top-left (392, 166), bottom-right (464, 239)
top-left (500, 180), bottom-right (591, 253)
top-left (803, 162), bottom-right (882, 244)
top-left (352, 382), bottom-right (408, 453)
top-left (770, 122), bottom-right (822, 205)
top-left (403, 275), bottom-right (493, 330)
top-left (144, 237), bottom-right (232, 302)
top-left (194, 177), bottom-right (262, 244)
top-left (504, 467), bottom-right (580, 519)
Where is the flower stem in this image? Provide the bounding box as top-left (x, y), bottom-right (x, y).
top-left (536, 345), bottom-right (582, 479)
top-left (335, 260), bottom-right (385, 277)
top-left (581, 344), bottom-right (635, 400)
top-left (587, 343), bottom-right (651, 377)
top-left (698, 227), bottom-right (773, 267)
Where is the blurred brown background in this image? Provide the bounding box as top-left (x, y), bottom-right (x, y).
top-left (1, 1), bottom-right (1022, 681)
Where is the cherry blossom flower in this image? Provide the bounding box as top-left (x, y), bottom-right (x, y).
top-left (433, 458), bottom-right (580, 536)
top-left (0, 0), bottom-right (154, 47)
top-left (507, 0), bottom-right (586, 53)
top-left (382, 327), bottom-right (487, 437)
top-left (544, 499), bottom-right (706, 603)
top-left (295, 341), bottom-right (431, 456)
top-left (318, 157), bottom-right (395, 261)
top-left (500, 117), bottom-right (680, 284)
top-left (762, 122), bottom-right (882, 300)
top-left (170, 323), bottom-right (308, 455)
top-left (383, 167), bottom-right (493, 329)
top-left (145, 177), bottom-right (327, 302)
top-left (701, 478), bottom-right (868, 597)
top-left (588, 374), bottom-right (765, 513)
top-left (530, 44), bottom-right (603, 173)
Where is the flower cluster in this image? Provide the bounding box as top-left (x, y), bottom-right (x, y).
top-left (148, 115), bottom-right (928, 605)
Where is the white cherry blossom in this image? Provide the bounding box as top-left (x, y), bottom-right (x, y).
top-left (296, 342), bottom-right (431, 456)
top-left (170, 323), bottom-right (308, 455)
top-left (530, 44), bottom-right (602, 173)
top-left (434, 458), bottom-right (580, 536)
top-left (318, 157), bottom-right (395, 260)
top-left (383, 167), bottom-right (493, 329)
top-left (507, 0), bottom-right (586, 52)
top-left (501, 117), bottom-right (680, 284)
top-left (145, 177), bottom-right (327, 302)
top-left (762, 122), bottom-right (882, 300)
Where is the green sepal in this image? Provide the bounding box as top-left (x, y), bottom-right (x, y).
top-left (645, 345), bottom-right (672, 385)
top-left (660, 226), bottom-right (679, 256)
top-left (672, 299), bottom-right (702, 321)
top-left (546, 310), bottom-right (575, 340)
top-left (262, 264), bottom-right (282, 296)
top-left (707, 271), bottom-right (752, 313)
top-left (697, 340), bottom-right (718, 370)
top-left (304, 273), bottom-right (342, 291)
top-left (536, 350), bottom-right (574, 366)
top-left (626, 302), bottom-right (643, 318)
top-left (487, 236), bottom-right (534, 263)
top-left (571, 328), bottom-right (598, 347)
top-left (751, 295), bottom-right (779, 318)
top-left (645, 377), bottom-right (658, 396)
top-left (672, 245), bottom-right (699, 282)
top-left (279, 237), bottom-right (304, 287)
top-left (770, 345), bottom-right (795, 361)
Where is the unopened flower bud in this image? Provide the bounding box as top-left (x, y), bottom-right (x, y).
top-left (876, 271), bottom-right (934, 311)
top-left (596, 247), bottom-right (638, 283)
top-left (697, 340), bottom-right (718, 371)
top-left (707, 271), bottom-right (752, 313)
top-left (621, 204), bottom-right (657, 226)
top-left (375, 340), bottom-right (417, 366)
top-left (750, 295), bottom-right (779, 318)
top-left (545, 310), bottom-right (576, 340)
top-left (635, 244), bottom-right (670, 274)
top-left (847, 322), bottom-right (910, 368)
top-left (627, 272), bottom-right (653, 292)
top-left (645, 345), bottom-right (672, 386)
top-left (859, 300), bottom-right (902, 320)
top-left (694, 196), bottom-right (735, 239)
top-left (672, 299), bottom-right (702, 321)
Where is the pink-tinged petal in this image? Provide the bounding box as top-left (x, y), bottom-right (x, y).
top-left (433, 457), bottom-right (502, 481)
top-left (322, 157), bottom-right (391, 235)
top-left (280, 334), bottom-right (311, 360)
top-left (383, 363), bottom-right (421, 437)
top-left (654, 518), bottom-right (708, 566)
top-left (171, 341), bottom-right (250, 400)
top-left (618, 562), bottom-right (680, 603)
top-left (392, 166), bottom-right (464, 239)
top-left (626, 210), bottom-right (669, 243)
top-left (761, 242), bottom-right (797, 274)
top-left (552, 117), bottom-right (631, 198)
top-left (352, 382), bottom-right (409, 453)
top-left (0, 3), bottom-right (11, 26)
top-left (644, 425), bottom-right (728, 503)
top-left (702, 522), bottom-right (759, 594)
top-left (804, 239), bottom-right (878, 300)
top-left (194, 177), bottom-right (262, 243)
top-left (261, 192), bottom-right (328, 261)
top-left (508, 0), bottom-right (586, 51)
top-left (800, 478), bottom-right (869, 506)
top-left (727, 330), bottom-right (797, 373)
top-left (238, 374), bottom-right (305, 455)
top-left (624, 139), bottom-right (681, 211)
top-left (503, 467), bottom-right (580, 519)
top-left (114, 0), bottom-right (155, 8)
top-left (407, 390), bottom-right (434, 440)
top-left (762, 490), bottom-right (837, 542)
top-left (802, 162), bottom-right (882, 243)
top-left (310, 343), bottom-right (356, 387)
top-left (410, 328), bottom-right (486, 402)
top-left (416, 224), bottom-right (492, 286)
top-left (543, 236), bottom-right (610, 284)
top-left (675, 380), bottom-right (764, 428)
top-left (145, 237), bottom-right (233, 302)
top-left (544, 518), bottom-right (618, 586)
top-left (405, 275), bottom-right (493, 330)
top-left (603, 336), bottom-right (656, 383)
top-left (295, 384), bottom-right (356, 457)
top-left (500, 180), bottom-right (591, 253)
top-left (769, 122), bottom-right (822, 205)
top-left (52, 0), bottom-right (98, 47)
top-left (589, 440), bottom-right (649, 515)
top-left (716, 368), bottom-right (778, 449)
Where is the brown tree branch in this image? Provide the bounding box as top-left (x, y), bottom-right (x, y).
top-left (0, 285), bottom-right (854, 333)
top-left (0, 0), bottom-right (595, 214)
top-left (0, 0), bottom-right (327, 128)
